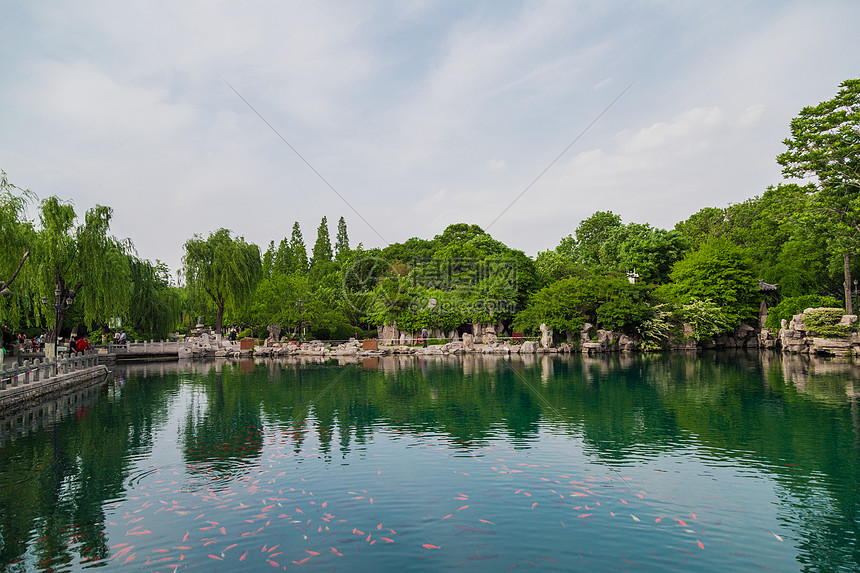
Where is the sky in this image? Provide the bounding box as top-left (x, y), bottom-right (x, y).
top-left (2, 1), bottom-right (859, 278)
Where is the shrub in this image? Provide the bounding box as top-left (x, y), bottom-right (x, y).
top-left (764, 295), bottom-right (842, 330)
top-left (803, 307), bottom-right (850, 337)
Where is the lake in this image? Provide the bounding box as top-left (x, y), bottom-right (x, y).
top-left (0, 351), bottom-right (858, 571)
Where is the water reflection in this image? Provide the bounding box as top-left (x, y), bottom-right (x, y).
top-left (0, 352), bottom-right (857, 570)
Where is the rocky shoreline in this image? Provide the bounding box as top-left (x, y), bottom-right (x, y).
top-left (177, 307), bottom-right (860, 359)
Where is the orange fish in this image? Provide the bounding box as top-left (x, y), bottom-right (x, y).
top-left (208, 555), bottom-right (223, 560)
top-left (423, 544), bottom-right (441, 549)
top-left (697, 540), bottom-right (704, 549)
top-left (457, 505), bottom-right (469, 512)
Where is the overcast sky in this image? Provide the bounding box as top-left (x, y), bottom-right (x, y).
top-left (2, 1), bottom-right (859, 277)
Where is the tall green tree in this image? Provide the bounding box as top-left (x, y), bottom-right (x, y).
top-left (0, 171), bottom-right (36, 329)
top-left (310, 216), bottom-right (333, 274)
top-left (777, 79), bottom-right (860, 313)
top-left (659, 237), bottom-right (759, 327)
top-left (335, 216), bottom-right (350, 257)
top-left (289, 222), bottom-right (308, 273)
top-left (557, 211), bottom-right (623, 265)
top-left (34, 198), bottom-right (131, 347)
top-left (182, 229), bottom-right (262, 334)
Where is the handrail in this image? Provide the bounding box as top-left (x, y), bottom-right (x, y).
top-left (0, 351), bottom-right (100, 391)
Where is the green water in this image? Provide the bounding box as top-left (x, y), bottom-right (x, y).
top-left (0, 352), bottom-right (858, 571)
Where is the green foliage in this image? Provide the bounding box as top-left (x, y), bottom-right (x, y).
top-left (560, 211), bottom-right (622, 265)
top-left (182, 228), bottom-right (262, 333)
top-left (674, 207), bottom-right (726, 250)
top-left (636, 304), bottom-right (673, 351)
top-left (803, 307), bottom-right (851, 338)
top-left (599, 223), bottom-right (688, 284)
top-left (513, 272), bottom-right (649, 336)
top-left (674, 299), bottom-right (732, 341)
top-left (290, 222), bottom-right (309, 273)
top-left (127, 259), bottom-right (181, 340)
top-left (310, 216), bottom-right (333, 272)
top-left (777, 79), bottom-right (860, 311)
top-left (660, 238), bottom-right (759, 327)
top-left (765, 295), bottom-right (842, 330)
top-left (0, 171), bottom-right (36, 329)
top-left (335, 216), bottom-right (349, 257)
top-left (32, 197), bottom-right (133, 342)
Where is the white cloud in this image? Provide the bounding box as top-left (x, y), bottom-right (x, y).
top-left (23, 60), bottom-right (195, 140)
top-left (486, 158), bottom-right (506, 171)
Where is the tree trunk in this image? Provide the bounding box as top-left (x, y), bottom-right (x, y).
top-left (216, 304), bottom-right (224, 334)
top-left (845, 252), bottom-right (854, 315)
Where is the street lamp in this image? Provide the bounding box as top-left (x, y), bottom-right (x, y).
top-left (40, 286), bottom-right (78, 358)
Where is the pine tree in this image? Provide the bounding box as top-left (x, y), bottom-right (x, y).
top-left (335, 216), bottom-right (350, 257)
top-left (273, 237), bottom-right (294, 274)
top-left (289, 222), bottom-right (308, 273)
top-left (262, 240), bottom-right (275, 277)
top-left (311, 216), bottom-right (333, 270)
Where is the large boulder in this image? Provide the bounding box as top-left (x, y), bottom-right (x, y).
top-left (462, 333), bottom-right (474, 350)
top-left (519, 340), bottom-right (538, 353)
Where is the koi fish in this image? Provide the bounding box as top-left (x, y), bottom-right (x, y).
top-left (423, 544), bottom-right (441, 549)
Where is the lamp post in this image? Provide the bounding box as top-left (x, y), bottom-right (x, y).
top-left (40, 284), bottom-right (78, 358)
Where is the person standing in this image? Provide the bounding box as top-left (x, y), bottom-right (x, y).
top-left (421, 327), bottom-right (429, 348)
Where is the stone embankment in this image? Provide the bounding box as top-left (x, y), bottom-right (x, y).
top-left (772, 307), bottom-right (860, 357)
top-left (0, 352), bottom-right (109, 413)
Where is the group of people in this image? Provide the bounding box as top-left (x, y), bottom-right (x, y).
top-left (113, 330), bottom-right (127, 345)
top-left (16, 332), bottom-right (43, 352)
top-left (69, 335), bottom-right (91, 353)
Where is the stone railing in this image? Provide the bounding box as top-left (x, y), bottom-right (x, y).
top-left (108, 340), bottom-right (179, 355)
top-left (0, 352), bottom-right (100, 391)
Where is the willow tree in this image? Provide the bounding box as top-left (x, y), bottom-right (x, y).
top-left (127, 258), bottom-right (180, 340)
top-left (0, 171), bottom-right (36, 329)
top-left (777, 79), bottom-right (860, 313)
top-left (35, 197), bottom-right (131, 348)
top-left (182, 229), bottom-right (261, 334)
